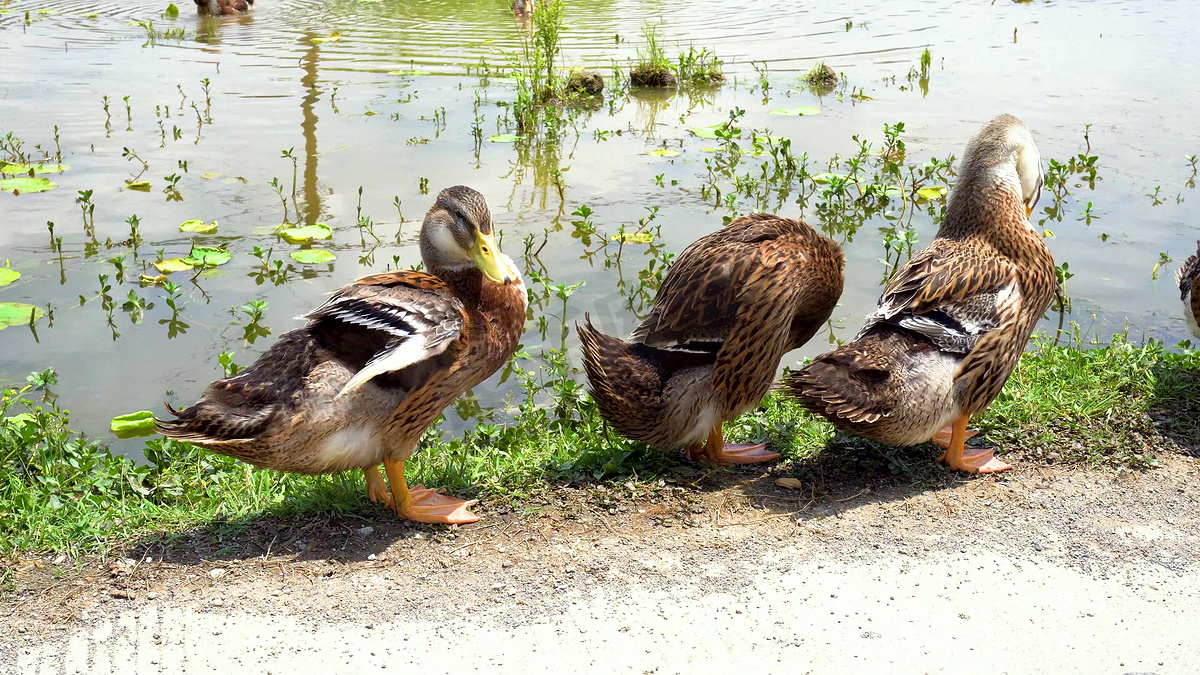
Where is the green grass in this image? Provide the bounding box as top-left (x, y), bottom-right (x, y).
top-left (3, 334), bottom-right (1198, 558)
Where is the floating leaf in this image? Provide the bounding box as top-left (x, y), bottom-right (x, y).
top-left (916, 185), bottom-right (948, 201)
top-left (689, 123), bottom-right (741, 139)
top-left (646, 149), bottom-right (679, 157)
top-left (278, 223), bottom-right (332, 244)
top-left (769, 106), bottom-right (821, 116)
top-left (290, 249), bottom-right (337, 264)
top-left (487, 133), bottom-right (522, 143)
top-left (1, 162), bottom-right (69, 175)
top-left (184, 247), bottom-right (232, 267)
top-left (179, 219), bottom-right (218, 234)
top-left (139, 274), bottom-right (169, 286)
top-left (153, 258), bottom-right (193, 273)
top-left (124, 180), bottom-right (151, 191)
top-left (312, 30), bottom-right (342, 44)
top-left (387, 69), bottom-right (432, 76)
top-left (0, 268), bottom-right (19, 287)
top-left (811, 172), bottom-right (849, 184)
top-left (200, 172), bottom-right (220, 179)
top-left (111, 411), bottom-right (157, 439)
top-left (164, 2), bottom-right (179, 17)
top-left (0, 176), bottom-right (58, 194)
top-left (0, 302), bottom-right (43, 330)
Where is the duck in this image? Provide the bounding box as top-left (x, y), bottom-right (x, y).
top-left (784, 114), bottom-right (1055, 474)
top-left (511, 0), bottom-right (534, 16)
top-left (578, 213), bottom-right (845, 465)
top-left (156, 186), bottom-right (526, 524)
top-left (195, 0), bottom-right (253, 15)
top-left (1176, 243), bottom-right (1200, 337)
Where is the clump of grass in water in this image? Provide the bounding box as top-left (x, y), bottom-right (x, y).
top-left (630, 23), bottom-right (676, 88)
top-left (803, 61), bottom-right (839, 90)
top-left (511, 0), bottom-right (567, 133)
top-left (674, 46), bottom-right (724, 87)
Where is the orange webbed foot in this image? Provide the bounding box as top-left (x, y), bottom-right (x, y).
top-left (937, 446), bottom-right (1012, 474)
top-left (931, 425), bottom-right (979, 450)
top-left (394, 484), bottom-right (480, 524)
top-left (708, 442), bottom-right (781, 465)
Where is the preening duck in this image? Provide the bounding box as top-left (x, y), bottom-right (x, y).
top-left (785, 114), bottom-right (1055, 474)
top-left (157, 186), bottom-right (526, 523)
top-left (579, 213), bottom-right (845, 464)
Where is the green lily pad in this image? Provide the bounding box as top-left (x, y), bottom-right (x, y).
top-left (124, 180), bottom-right (151, 191)
top-left (111, 410), bottom-right (157, 439)
top-left (180, 219), bottom-right (218, 234)
top-left (811, 171), bottom-right (849, 184)
top-left (139, 274), bottom-right (169, 286)
top-left (164, 3), bottom-right (179, 17)
top-left (487, 133), bottom-right (522, 143)
top-left (610, 232), bottom-right (654, 244)
top-left (0, 302), bottom-right (44, 330)
top-left (689, 123), bottom-right (741, 139)
top-left (769, 106), bottom-right (821, 116)
top-left (184, 247), bottom-right (232, 267)
top-left (646, 149), bottom-right (679, 157)
top-left (1, 163), bottom-right (69, 175)
top-left (278, 223), bottom-right (332, 244)
top-left (312, 30), bottom-right (342, 44)
top-left (153, 258), bottom-right (194, 273)
top-left (290, 249), bottom-right (337, 264)
top-left (0, 268), bottom-right (19, 287)
top-left (0, 176), bottom-right (58, 194)
top-left (916, 186), bottom-right (948, 201)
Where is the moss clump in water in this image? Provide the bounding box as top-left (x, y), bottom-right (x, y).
top-left (630, 65), bottom-right (678, 89)
top-left (566, 70), bottom-right (605, 96)
top-left (804, 63), bottom-right (839, 89)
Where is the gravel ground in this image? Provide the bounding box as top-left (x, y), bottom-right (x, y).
top-left (4, 454), bottom-right (1199, 674)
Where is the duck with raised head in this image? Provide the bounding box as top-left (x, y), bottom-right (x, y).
top-left (785, 114), bottom-right (1055, 474)
top-left (195, 0), bottom-right (253, 15)
top-left (156, 186), bottom-right (526, 524)
top-left (1177, 243), bottom-right (1200, 337)
top-left (579, 213), bottom-right (845, 465)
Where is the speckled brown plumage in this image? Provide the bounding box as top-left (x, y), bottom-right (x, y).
top-left (579, 213), bottom-right (845, 453)
top-left (156, 187), bottom-right (526, 477)
top-left (1176, 242), bottom-right (1200, 337)
top-left (786, 114), bottom-right (1056, 449)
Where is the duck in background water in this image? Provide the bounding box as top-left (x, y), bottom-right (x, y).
top-left (786, 114), bottom-right (1055, 474)
top-left (512, 0), bottom-right (534, 17)
top-left (195, 0), bottom-right (253, 15)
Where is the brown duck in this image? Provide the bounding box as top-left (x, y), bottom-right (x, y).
top-left (1176, 242), bottom-right (1200, 337)
top-left (156, 186), bottom-right (526, 524)
top-left (785, 114), bottom-right (1055, 473)
top-left (579, 213), bottom-right (845, 464)
top-left (195, 0), bottom-right (253, 15)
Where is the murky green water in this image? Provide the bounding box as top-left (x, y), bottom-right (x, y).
top-left (2, 0), bottom-right (1198, 453)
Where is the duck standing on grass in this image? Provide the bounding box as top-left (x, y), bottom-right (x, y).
top-left (1176, 243), bottom-right (1200, 337)
top-left (195, 0), bottom-right (253, 15)
top-left (156, 186), bottom-right (526, 524)
top-left (785, 114), bottom-right (1055, 473)
top-left (579, 214), bottom-right (845, 465)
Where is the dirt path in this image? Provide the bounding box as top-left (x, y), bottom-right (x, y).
top-left (5, 455), bottom-right (1200, 674)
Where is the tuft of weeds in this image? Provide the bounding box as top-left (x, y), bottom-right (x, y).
top-left (630, 23), bottom-right (677, 88)
top-left (674, 46), bottom-right (724, 87)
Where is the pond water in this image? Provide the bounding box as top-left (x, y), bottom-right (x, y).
top-left (2, 0), bottom-right (1198, 454)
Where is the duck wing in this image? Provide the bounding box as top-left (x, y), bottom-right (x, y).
top-left (305, 271), bottom-right (469, 398)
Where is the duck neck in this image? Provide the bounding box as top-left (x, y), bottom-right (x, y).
top-left (943, 168), bottom-right (1038, 255)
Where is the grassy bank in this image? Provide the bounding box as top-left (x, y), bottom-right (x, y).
top-left (2, 334), bottom-right (1198, 560)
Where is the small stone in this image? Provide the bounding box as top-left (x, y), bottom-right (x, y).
top-left (212, 599), bottom-right (224, 607)
top-left (147, 592), bottom-right (158, 600)
top-left (775, 478), bottom-right (803, 490)
top-left (367, 554), bottom-right (377, 561)
top-left (1032, 541), bottom-right (1044, 552)
top-left (357, 526), bottom-right (375, 537)
top-left (208, 568), bottom-right (226, 580)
